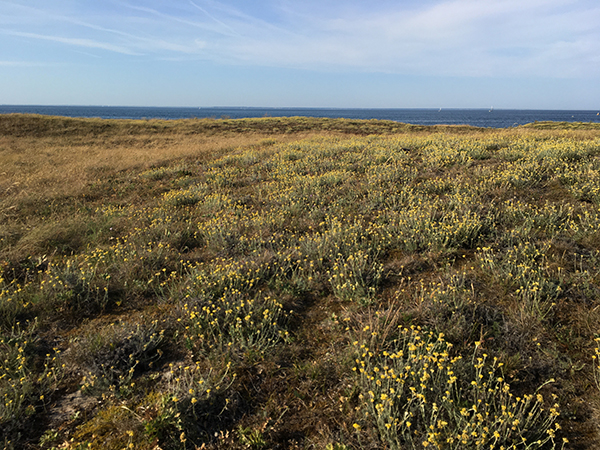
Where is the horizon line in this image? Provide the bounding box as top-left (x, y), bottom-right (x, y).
top-left (1, 104), bottom-right (599, 112)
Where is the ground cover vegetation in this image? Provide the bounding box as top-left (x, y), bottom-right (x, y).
top-left (1, 114), bottom-right (600, 449)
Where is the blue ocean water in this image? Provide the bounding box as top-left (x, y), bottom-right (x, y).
top-left (1, 105), bottom-right (599, 128)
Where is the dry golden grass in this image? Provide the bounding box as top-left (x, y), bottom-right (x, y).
top-left (0, 128), bottom-right (301, 206)
top-left (1, 115), bottom-right (596, 212)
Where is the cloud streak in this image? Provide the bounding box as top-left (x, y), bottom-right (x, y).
top-left (188, 1), bottom-right (240, 37)
top-left (218, 0), bottom-right (600, 78)
top-left (0, 60), bottom-right (50, 67)
top-left (5, 31), bottom-right (142, 55)
top-left (2, 0), bottom-right (599, 78)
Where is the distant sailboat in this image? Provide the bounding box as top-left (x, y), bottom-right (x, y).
top-left (489, 106), bottom-right (493, 112)
top-left (438, 108), bottom-right (442, 112)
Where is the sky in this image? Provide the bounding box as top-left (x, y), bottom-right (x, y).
top-left (1, 0), bottom-right (599, 109)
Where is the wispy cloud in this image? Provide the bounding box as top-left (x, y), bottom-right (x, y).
top-left (0, 1), bottom-right (209, 57)
top-left (188, 1), bottom-right (239, 36)
top-left (0, 60), bottom-right (50, 67)
top-left (5, 31), bottom-right (142, 55)
top-left (1, 0), bottom-right (599, 77)
top-left (216, 0), bottom-right (600, 78)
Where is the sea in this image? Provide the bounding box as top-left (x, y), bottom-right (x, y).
top-left (1, 105), bottom-right (600, 129)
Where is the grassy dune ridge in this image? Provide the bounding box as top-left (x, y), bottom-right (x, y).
top-left (1, 114), bottom-right (600, 449)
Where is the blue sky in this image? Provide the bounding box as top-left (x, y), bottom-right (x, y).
top-left (1, 0), bottom-right (599, 108)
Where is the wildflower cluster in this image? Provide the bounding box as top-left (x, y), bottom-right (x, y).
top-left (328, 250), bottom-right (383, 304)
top-left (414, 271), bottom-right (475, 314)
top-left (593, 338), bottom-right (600, 392)
top-left (0, 323), bottom-right (61, 432)
top-left (477, 242), bottom-right (561, 322)
top-left (422, 137), bottom-right (475, 167)
top-left (0, 269), bottom-right (31, 330)
top-left (164, 361), bottom-right (235, 414)
top-left (354, 326), bottom-right (560, 449)
top-left (161, 183), bottom-right (208, 207)
top-left (76, 321), bottom-right (164, 397)
top-left (556, 158), bottom-right (600, 204)
top-left (137, 362), bottom-right (237, 447)
top-left (183, 290), bottom-right (288, 355)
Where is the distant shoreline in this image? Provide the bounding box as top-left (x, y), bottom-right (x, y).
top-left (2, 113), bottom-right (600, 139)
top-left (1, 105), bottom-right (600, 128)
